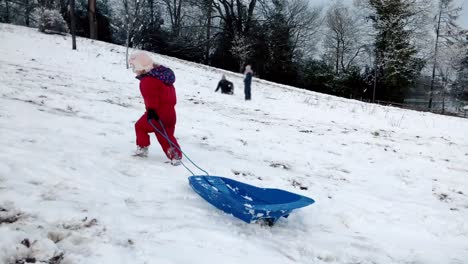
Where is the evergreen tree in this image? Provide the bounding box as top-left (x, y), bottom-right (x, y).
top-left (368, 0), bottom-right (424, 103)
top-left (299, 59), bottom-right (335, 94)
top-left (454, 44), bottom-right (468, 103)
top-left (263, 0), bottom-right (296, 84)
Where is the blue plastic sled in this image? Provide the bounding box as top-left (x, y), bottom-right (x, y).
top-left (188, 176), bottom-right (315, 225)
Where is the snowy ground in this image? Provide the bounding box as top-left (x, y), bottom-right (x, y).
top-left (1, 23), bottom-right (468, 264)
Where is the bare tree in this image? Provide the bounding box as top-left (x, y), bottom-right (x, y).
top-left (428, 0), bottom-right (462, 109)
top-left (323, 1), bottom-right (362, 74)
top-left (259, 0), bottom-right (322, 60)
top-left (213, 0), bottom-right (258, 36)
top-left (284, 0), bottom-right (322, 60)
top-left (199, 0), bottom-right (214, 64)
top-left (160, 0), bottom-right (186, 37)
top-left (122, 0), bottom-right (146, 68)
top-left (434, 33), bottom-right (465, 113)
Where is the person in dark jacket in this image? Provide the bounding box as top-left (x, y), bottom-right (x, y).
top-left (215, 75), bottom-right (234, 94)
top-left (244, 65), bottom-right (253, 100)
top-left (128, 51), bottom-right (182, 165)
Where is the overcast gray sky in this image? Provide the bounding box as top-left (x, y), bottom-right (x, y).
top-left (308, 0), bottom-right (468, 28)
top-left (459, 0), bottom-right (467, 28)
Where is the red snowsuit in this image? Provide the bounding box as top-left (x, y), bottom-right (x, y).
top-left (135, 67), bottom-right (182, 160)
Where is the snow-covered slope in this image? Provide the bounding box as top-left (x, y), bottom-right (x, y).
top-left (1, 23), bottom-right (467, 264)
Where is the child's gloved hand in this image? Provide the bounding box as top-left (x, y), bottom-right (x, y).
top-left (147, 109), bottom-right (159, 121)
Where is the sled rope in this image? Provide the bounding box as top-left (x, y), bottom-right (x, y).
top-left (148, 119), bottom-right (210, 176)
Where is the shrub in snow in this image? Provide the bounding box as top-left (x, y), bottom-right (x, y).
top-left (39, 9), bottom-right (69, 35)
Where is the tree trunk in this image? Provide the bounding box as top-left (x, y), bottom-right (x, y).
top-left (335, 41), bottom-right (339, 75)
top-left (125, 2), bottom-right (130, 69)
top-left (373, 50), bottom-right (378, 103)
top-left (126, 36), bottom-right (130, 69)
top-left (441, 91), bottom-right (445, 114)
top-left (176, 0), bottom-right (182, 26)
top-left (340, 39), bottom-right (346, 73)
top-left (88, 0), bottom-right (98, 39)
top-left (205, 1), bottom-right (212, 64)
top-left (5, 0), bottom-right (10, 23)
top-left (70, 0), bottom-right (77, 50)
top-left (429, 7), bottom-right (443, 109)
top-left (174, 0), bottom-right (183, 36)
top-left (244, 0), bottom-right (256, 33)
top-left (441, 75), bottom-right (449, 114)
top-left (236, 0), bottom-right (243, 32)
top-left (149, 0), bottom-right (154, 26)
top-left (24, 0), bottom-right (30, 26)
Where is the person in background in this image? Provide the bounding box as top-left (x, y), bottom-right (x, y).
top-left (244, 65), bottom-right (253, 100)
top-left (215, 75), bottom-right (234, 95)
top-left (128, 51), bottom-right (182, 166)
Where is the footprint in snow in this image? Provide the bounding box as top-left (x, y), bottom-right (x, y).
top-left (0, 205), bottom-right (22, 224)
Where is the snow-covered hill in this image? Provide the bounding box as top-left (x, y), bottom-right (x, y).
top-left (1, 23), bottom-right (467, 264)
